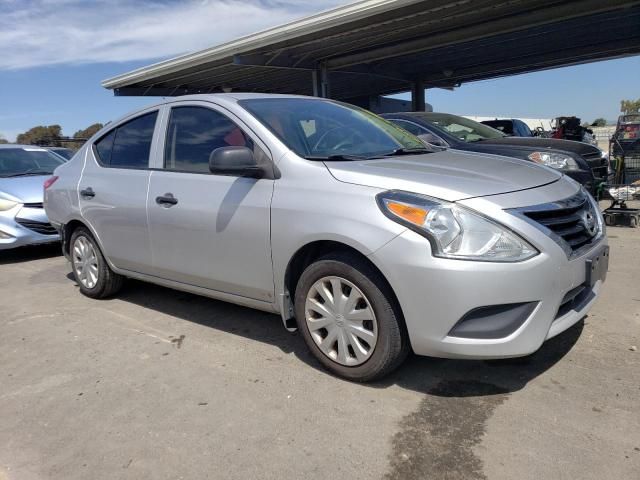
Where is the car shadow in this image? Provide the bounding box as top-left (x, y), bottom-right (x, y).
top-left (0, 243), bottom-right (61, 265)
top-left (106, 278), bottom-right (584, 397)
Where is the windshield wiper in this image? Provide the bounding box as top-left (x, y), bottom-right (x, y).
top-left (382, 147), bottom-right (431, 156)
top-left (304, 154), bottom-right (371, 161)
top-left (3, 170), bottom-right (52, 177)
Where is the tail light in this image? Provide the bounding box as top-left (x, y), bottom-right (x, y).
top-left (44, 176), bottom-right (59, 190)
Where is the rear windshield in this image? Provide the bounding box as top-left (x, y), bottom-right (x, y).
top-left (238, 98), bottom-right (427, 159)
top-left (481, 120), bottom-right (514, 135)
top-left (0, 148), bottom-right (65, 177)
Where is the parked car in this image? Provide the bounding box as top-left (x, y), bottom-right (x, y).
top-left (481, 118), bottom-right (534, 137)
top-left (45, 95), bottom-right (608, 381)
top-left (382, 112), bottom-right (610, 195)
top-left (0, 145), bottom-right (64, 249)
top-left (47, 147), bottom-right (75, 160)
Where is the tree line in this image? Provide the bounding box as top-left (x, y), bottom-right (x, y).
top-left (0, 123), bottom-right (104, 148)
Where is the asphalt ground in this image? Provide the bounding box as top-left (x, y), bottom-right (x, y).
top-left (1, 224), bottom-right (639, 480)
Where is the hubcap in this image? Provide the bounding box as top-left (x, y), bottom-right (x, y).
top-left (305, 276), bottom-right (378, 366)
top-left (72, 236), bottom-right (99, 289)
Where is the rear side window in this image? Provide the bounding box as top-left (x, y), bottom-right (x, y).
top-left (164, 106), bottom-right (255, 174)
top-left (94, 111), bottom-right (158, 169)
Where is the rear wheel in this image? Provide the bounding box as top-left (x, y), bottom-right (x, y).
top-left (295, 252), bottom-right (409, 382)
top-left (70, 227), bottom-right (123, 298)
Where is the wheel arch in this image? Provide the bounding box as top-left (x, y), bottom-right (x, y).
top-left (61, 218), bottom-right (112, 269)
top-left (281, 240), bottom-right (405, 335)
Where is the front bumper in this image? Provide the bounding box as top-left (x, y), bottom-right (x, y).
top-left (369, 209), bottom-right (607, 359)
top-left (0, 204), bottom-right (60, 250)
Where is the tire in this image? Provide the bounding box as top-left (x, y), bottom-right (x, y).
top-left (69, 227), bottom-right (124, 299)
top-left (294, 252), bottom-right (409, 382)
top-left (604, 214), bottom-right (614, 226)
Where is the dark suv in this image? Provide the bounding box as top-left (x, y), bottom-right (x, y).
top-left (382, 112), bottom-right (609, 195)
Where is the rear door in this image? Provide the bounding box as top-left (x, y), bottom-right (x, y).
top-left (146, 102), bottom-right (275, 302)
top-left (79, 109), bottom-right (160, 273)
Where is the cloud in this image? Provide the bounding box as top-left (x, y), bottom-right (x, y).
top-left (0, 0), bottom-right (344, 70)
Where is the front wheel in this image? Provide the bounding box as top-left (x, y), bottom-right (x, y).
top-left (294, 252), bottom-right (409, 382)
top-left (70, 227), bottom-right (124, 299)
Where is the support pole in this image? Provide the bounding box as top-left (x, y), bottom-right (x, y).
top-left (411, 80), bottom-right (425, 111)
top-left (313, 63), bottom-right (330, 98)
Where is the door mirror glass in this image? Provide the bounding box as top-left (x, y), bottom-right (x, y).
top-left (208, 146), bottom-right (265, 178)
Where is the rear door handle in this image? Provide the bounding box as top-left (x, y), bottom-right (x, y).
top-left (80, 187), bottom-right (95, 199)
top-left (156, 193), bottom-right (178, 207)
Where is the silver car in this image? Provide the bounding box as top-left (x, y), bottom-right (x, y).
top-left (44, 94), bottom-right (608, 381)
top-left (1, 145), bottom-right (64, 249)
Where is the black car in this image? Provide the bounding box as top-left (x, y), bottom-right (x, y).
top-left (481, 118), bottom-right (534, 137)
top-left (382, 112), bottom-right (609, 195)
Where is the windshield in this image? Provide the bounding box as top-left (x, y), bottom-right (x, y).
top-left (416, 113), bottom-right (507, 142)
top-left (238, 98), bottom-right (429, 159)
top-left (0, 147), bottom-right (65, 177)
top-left (621, 114), bottom-right (640, 124)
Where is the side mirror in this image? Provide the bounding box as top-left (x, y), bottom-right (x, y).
top-left (418, 133), bottom-right (447, 148)
top-left (209, 146), bottom-right (266, 178)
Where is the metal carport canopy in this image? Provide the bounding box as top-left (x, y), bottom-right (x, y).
top-left (102, 0), bottom-right (640, 103)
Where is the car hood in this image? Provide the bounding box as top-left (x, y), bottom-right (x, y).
top-left (325, 150), bottom-right (561, 201)
top-left (473, 136), bottom-right (601, 156)
top-left (0, 175), bottom-right (48, 203)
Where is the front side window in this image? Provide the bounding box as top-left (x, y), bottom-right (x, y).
top-left (164, 106), bottom-right (261, 174)
top-left (391, 119), bottom-right (427, 136)
top-left (239, 98), bottom-right (427, 160)
top-left (0, 148), bottom-right (65, 177)
top-left (94, 112), bottom-right (157, 168)
top-left (418, 113), bottom-right (506, 142)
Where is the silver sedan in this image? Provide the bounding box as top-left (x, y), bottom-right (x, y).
top-left (44, 94), bottom-right (608, 381)
top-left (0, 145), bottom-right (63, 249)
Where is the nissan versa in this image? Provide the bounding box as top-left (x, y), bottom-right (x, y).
top-left (44, 94), bottom-right (608, 381)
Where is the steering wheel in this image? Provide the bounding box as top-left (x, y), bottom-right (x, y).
top-left (313, 127), bottom-right (362, 153)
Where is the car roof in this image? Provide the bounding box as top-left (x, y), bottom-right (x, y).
top-left (141, 92), bottom-right (326, 110)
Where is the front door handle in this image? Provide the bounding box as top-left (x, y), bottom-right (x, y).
top-left (80, 187), bottom-right (95, 199)
top-left (156, 193), bottom-right (178, 207)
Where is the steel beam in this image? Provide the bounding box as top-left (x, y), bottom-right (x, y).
top-left (411, 80), bottom-right (425, 111)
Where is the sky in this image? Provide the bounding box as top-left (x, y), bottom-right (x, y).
top-left (0, 0), bottom-right (639, 141)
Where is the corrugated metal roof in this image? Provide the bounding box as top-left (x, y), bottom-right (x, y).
top-left (103, 0), bottom-right (640, 100)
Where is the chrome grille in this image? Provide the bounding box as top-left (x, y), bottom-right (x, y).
top-left (511, 191), bottom-right (601, 257)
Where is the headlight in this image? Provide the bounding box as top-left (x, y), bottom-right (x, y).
top-left (528, 151), bottom-right (579, 170)
top-left (377, 191), bottom-right (538, 262)
top-left (0, 197), bottom-right (20, 211)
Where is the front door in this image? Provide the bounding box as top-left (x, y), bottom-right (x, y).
top-left (146, 104), bottom-right (275, 302)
